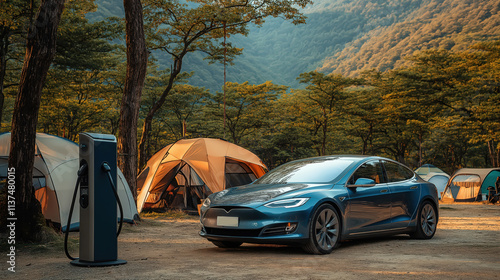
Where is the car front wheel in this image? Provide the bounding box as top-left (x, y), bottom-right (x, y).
top-left (302, 204), bottom-right (341, 254)
top-left (410, 201), bottom-right (437, 239)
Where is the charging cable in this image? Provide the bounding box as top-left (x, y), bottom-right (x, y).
top-left (64, 162), bottom-right (125, 261)
top-left (102, 162), bottom-right (124, 236)
top-left (64, 163), bottom-right (87, 261)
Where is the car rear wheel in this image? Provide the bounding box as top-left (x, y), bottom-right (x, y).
top-left (302, 204), bottom-right (340, 254)
top-left (211, 240), bottom-right (243, 248)
top-left (410, 201), bottom-right (437, 239)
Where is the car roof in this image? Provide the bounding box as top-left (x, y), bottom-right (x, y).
top-left (291, 155), bottom-right (386, 163)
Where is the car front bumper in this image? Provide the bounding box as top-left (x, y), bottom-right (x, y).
top-left (199, 205), bottom-right (313, 245)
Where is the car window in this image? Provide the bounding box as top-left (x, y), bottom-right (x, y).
top-left (349, 160), bottom-right (385, 184)
top-left (384, 161), bottom-right (414, 182)
top-left (255, 158), bottom-right (356, 184)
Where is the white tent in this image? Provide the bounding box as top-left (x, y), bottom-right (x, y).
top-left (415, 164), bottom-right (450, 199)
top-left (415, 164), bottom-right (448, 179)
top-left (426, 172), bottom-right (450, 199)
top-left (0, 133), bottom-right (138, 231)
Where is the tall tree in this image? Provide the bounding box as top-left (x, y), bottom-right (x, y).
top-left (297, 71), bottom-right (360, 156)
top-left (8, 0), bottom-right (65, 241)
top-left (39, 0), bottom-right (123, 140)
top-left (138, 0), bottom-right (312, 168)
top-left (0, 0), bottom-right (33, 129)
top-left (161, 84), bottom-right (209, 139)
top-left (341, 86), bottom-right (382, 155)
top-left (385, 48), bottom-right (493, 167)
top-left (205, 81), bottom-right (286, 144)
top-left (253, 92), bottom-right (316, 169)
top-left (466, 41), bottom-right (500, 167)
top-left (118, 0), bottom-right (148, 201)
top-left (140, 72), bottom-right (210, 161)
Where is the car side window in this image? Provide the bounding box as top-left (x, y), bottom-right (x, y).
top-left (384, 161), bottom-right (414, 183)
top-left (349, 160), bottom-right (385, 185)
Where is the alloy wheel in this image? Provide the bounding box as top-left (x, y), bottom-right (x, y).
top-left (314, 208), bottom-right (339, 251)
top-left (421, 203), bottom-right (437, 237)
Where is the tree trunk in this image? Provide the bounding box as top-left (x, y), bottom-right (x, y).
top-left (488, 140), bottom-right (499, 167)
top-left (321, 109), bottom-right (328, 156)
top-left (0, 29), bottom-right (9, 129)
top-left (138, 113), bottom-right (153, 169)
top-left (0, 67), bottom-right (5, 130)
top-left (397, 143), bottom-right (406, 165)
top-left (418, 133), bottom-right (423, 167)
top-left (8, 0), bottom-right (65, 242)
top-left (138, 58), bottom-right (181, 169)
top-left (118, 0), bottom-right (148, 202)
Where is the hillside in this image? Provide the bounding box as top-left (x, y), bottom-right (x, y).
top-left (320, 0), bottom-right (500, 75)
top-left (90, 0), bottom-right (500, 91)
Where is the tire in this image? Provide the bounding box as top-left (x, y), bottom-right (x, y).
top-left (211, 240), bottom-right (243, 248)
top-left (302, 204), bottom-right (341, 254)
top-left (410, 201), bottom-right (437, 239)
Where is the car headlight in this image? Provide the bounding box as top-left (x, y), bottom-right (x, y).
top-left (202, 197), bottom-right (211, 208)
top-left (264, 198), bottom-right (309, 208)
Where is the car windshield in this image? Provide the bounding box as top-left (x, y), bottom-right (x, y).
top-left (255, 158), bottom-right (356, 184)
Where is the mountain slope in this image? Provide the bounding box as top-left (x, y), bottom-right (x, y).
top-left (90, 0), bottom-right (500, 91)
top-left (320, 0), bottom-right (500, 75)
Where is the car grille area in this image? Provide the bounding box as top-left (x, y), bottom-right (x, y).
top-left (204, 223), bottom-right (296, 238)
top-left (204, 227), bottom-right (262, 237)
top-left (202, 206), bottom-right (299, 238)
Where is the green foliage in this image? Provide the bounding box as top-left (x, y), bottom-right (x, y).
top-left (340, 85), bottom-right (383, 155)
top-left (295, 72), bottom-right (361, 156)
top-left (37, 0), bottom-right (125, 140)
top-left (256, 42), bottom-right (500, 170)
top-left (353, 44), bottom-right (500, 169)
top-left (2, 0), bottom-right (499, 176)
top-left (147, 0), bottom-right (308, 48)
top-left (142, 0), bottom-right (312, 76)
top-left (139, 66), bottom-right (211, 159)
top-left (0, 0), bottom-right (39, 131)
top-left (203, 81), bottom-right (287, 144)
top-left (89, 0), bottom-right (499, 94)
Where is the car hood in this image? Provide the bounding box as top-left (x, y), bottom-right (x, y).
top-left (209, 183), bottom-right (327, 206)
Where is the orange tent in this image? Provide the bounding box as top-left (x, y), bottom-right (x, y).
top-left (136, 138), bottom-right (267, 212)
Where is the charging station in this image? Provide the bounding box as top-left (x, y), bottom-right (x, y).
top-left (68, 132), bottom-right (126, 267)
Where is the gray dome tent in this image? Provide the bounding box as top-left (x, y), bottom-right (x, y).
top-left (0, 133), bottom-right (139, 231)
top-left (415, 164), bottom-right (450, 199)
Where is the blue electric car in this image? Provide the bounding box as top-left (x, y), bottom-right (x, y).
top-left (199, 155), bottom-right (439, 254)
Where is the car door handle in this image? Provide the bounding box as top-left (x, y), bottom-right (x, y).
top-left (410, 186), bottom-right (418, 190)
top-left (380, 189), bottom-right (388, 193)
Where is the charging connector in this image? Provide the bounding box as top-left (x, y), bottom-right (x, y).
top-left (64, 162), bottom-right (88, 261)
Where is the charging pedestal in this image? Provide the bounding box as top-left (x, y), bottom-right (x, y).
top-left (71, 132), bottom-right (126, 267)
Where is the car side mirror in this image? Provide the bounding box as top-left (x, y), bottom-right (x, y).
top-left (347, 178), bottom-right (377, 188)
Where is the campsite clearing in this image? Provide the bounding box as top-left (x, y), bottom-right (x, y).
top-left (3, 203), bottom-right (500, 279)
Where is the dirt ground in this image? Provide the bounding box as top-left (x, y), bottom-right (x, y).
top-left (3, 203), bottom-right (500, 280)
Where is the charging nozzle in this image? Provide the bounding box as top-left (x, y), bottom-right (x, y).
top-left (101, 161), bottom-right (123, 237)
top-left (78, 163), bottom-right (88, 177)
top-left (101, 162), bottom-right (111, 172)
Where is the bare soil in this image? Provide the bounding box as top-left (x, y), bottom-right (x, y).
top-left (3, 203), bottom-right (500, 280)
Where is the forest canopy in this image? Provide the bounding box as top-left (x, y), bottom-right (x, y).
top-left (0, 0), bottom-right (499, 175)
